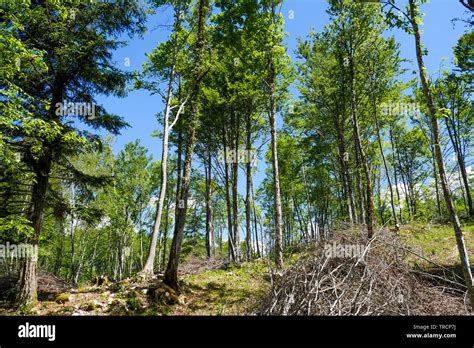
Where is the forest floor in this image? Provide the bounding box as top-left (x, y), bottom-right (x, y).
top-left (0, 222), bottom-right (473, 316)
top-left (401, 222), bottom-right (474, 266)
top-left (0, 258), bottom-right (270, 316)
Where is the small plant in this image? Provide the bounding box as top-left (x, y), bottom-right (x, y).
top-left (126, 296), bottom-right (140, 311)
top-left (55, 293), bottom-right (70, 304)
top-left (82, 301), bottom-right (97, 312)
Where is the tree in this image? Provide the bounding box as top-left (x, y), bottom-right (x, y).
top-left (138, 0), bottom-right (190, 275)
top-left (433, 74), bottom-right (473, 217)
top-left (383, 0), bottom-right (474, 308)
top-left (262, 0), bottom-right (292, 268)
top-left (4, 0), bottom-right (146, 306)
top-left (164, 0), bottom-right (211, 291)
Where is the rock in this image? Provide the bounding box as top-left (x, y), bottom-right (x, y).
top-left (106, 293), bottom-right (117, 305)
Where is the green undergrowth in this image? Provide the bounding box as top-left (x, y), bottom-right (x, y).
top-left (400, 222), bottom-right (474, 267)
top-left (168, 260), bottom-right (270, 315)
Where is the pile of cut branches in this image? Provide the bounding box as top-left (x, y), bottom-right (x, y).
top-left (262, 228), bottom-right (469, 315)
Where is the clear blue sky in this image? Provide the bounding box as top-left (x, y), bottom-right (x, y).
top-left (95, 0), bottom-right (470, 193)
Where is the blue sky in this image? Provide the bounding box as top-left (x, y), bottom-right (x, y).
top-left (95, 0), bottom-right (471, 192)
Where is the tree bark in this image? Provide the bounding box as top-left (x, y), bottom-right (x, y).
top-left (16, 144), bottom-right (52, 305)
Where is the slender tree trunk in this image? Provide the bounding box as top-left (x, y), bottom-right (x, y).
top-left (429, 142), bottom-right (442, 218)
top-left (73, 231), bottom-right (88, 285)
top-left (348, 54), bottom-right (375, 238)
top-left (389, 126), bottom-right (404, 223)
top-left (141, 5), bottom-right (183, 275)
top-left (267, 0), bottom-right (284, 269)
top-left (301, 165), bottom-right (316, 239)
top-left (445, 117), bottom-right (473, 216)
top-left (245, 113), bottom-right (252, 261)
top-left (231, 111), bottom-right (240, 262)
top-left (251, 176), bottom-right (261, 258)
top-left (393, 130), bottom-right (412, 219)
top-left (53, 217), bottom-right (65, 276)
top-left (164, 116), bottom-right (196, 290)
top-left (373, 99), bottom-right (398, 230)
top-left (164, 0), bottom-right (209, 291)
top-left (160, 196), bottom-right (170, 271)
top-left (334, 112), bottom-right (356, 223)
top-left (377, 170), bottom-right (384, 224)
top-left (408, 0), bottom-right (474, 308)
top-left (353, 146), bottom-right (366, 225)
top-left (293, 199), bottom-right (306, 242)
top-left (205, 149), bottom-right (214, 259)
top-left (269, 100), bottom-right (283, 268)
top-left (138, 206), bottom-right (144, 269)
top-left (223, 128), bottom-right (235, 261)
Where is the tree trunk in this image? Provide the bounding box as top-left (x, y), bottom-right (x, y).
top-left (445, 116), bottom-right (473, 216)
top-left (267, 0), bottom-right (284, 269)
top-left (205, 149), bottom-right (214, 259)
top-left (245, 113), bottom-right (252, 261)
top-left (53, 217), bottom-right (65, 276)
top-left (223, 128), bottom-right (236, 261)
top-left (251, 176), bottom-right (261, 258)
top-left (141, 5), bottom-right (183, 275)
top-left (334, 112), bottom-right (357, 223)
top-left (301, 165), bottom-right (316, 239)
top-left (269, 102), bottom-right (284, 268)
top-left (164, 0), bottom-right (209, 291)
top-left (231, 111), bottom-right (240, 262)
top-left (348, 54), bottom-right (375, 238)
top-left (429, 142), bottom-right (442, 218)
top-left (389, 126), bottom-right (404, 223)
top-left (16, 149), bottom-right (51, 306)
top-left (16, 256), bottom-right (37, 306)
top-left (408, 0), bottom-right (474, 308)
top-left (161, 196), bottom-right (170, 271)
top-left (373, 98), bottom-right (398, 230)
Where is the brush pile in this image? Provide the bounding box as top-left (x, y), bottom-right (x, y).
top-left (263, 228), bottom-right (470, 315)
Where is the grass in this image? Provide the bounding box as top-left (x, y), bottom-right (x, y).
top-left (400, 222), bottom-right (474, 267)
top-left (169, 259), bottom-right (270, 315)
